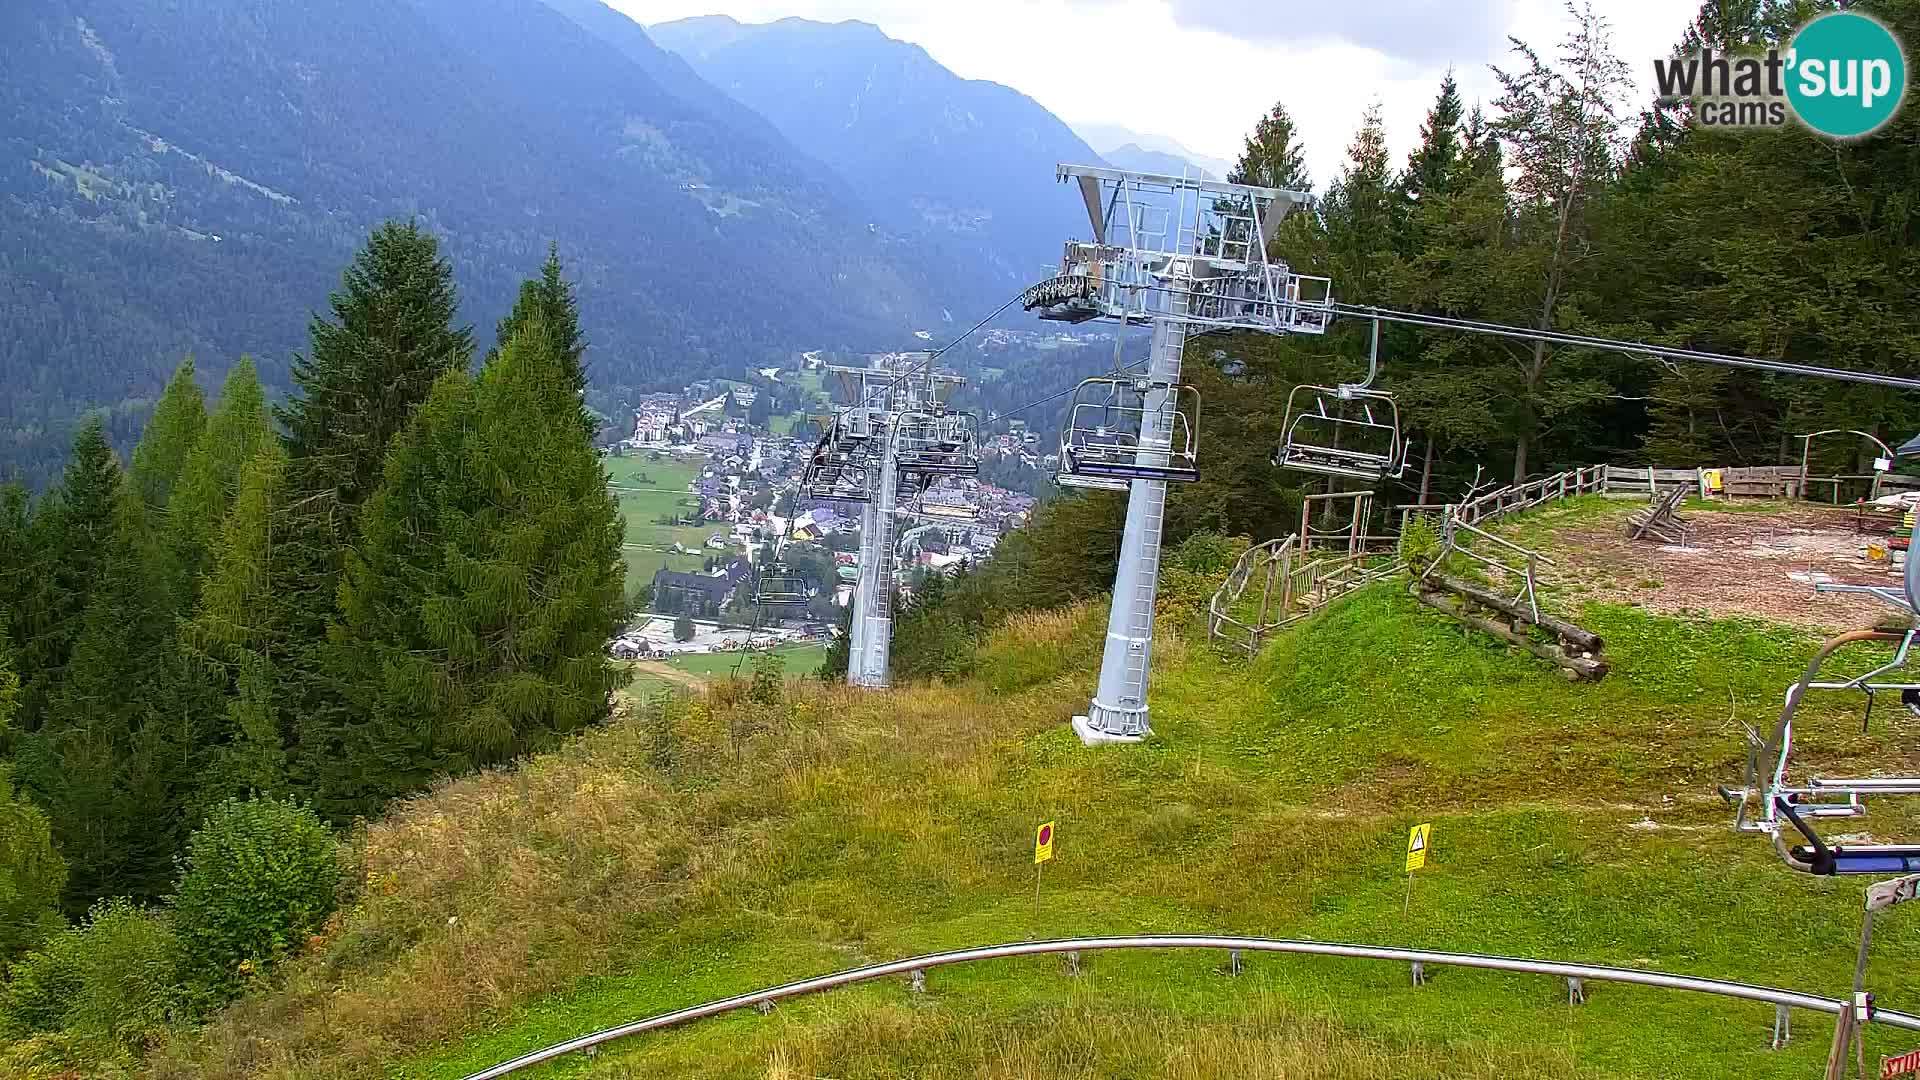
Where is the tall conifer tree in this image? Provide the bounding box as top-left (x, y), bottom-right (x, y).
top-left (13, 419), bottom-right (121, 734)
top-left (273, 222), bottom-right (473, 803)
top-left (333, 317), bottom-right (626, 813)
top-left (1230, 101), bottom-right (1311, 192)
top-left (128, 357), bottom-right (207, 513)
top-left (184, 444), bottom-right (292, 807)
top-left (495, 244), bottom-right (594, 441)
top-left (169, 357), bottom-right (272, 594)
top-left (19, 481), bottom-right (184, 906)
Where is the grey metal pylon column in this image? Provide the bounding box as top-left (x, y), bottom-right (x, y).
top-left (846, 488), bottom-right (878, 679)
top-left (848, 416), bottom-right (899, 687)
top-left (1073, 284), bottom-right (1189, 744)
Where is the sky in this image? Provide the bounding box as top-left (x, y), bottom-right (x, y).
top-left (611, 0), bottom-right (1696, 189)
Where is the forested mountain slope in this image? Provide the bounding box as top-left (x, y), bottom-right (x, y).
top-left (0, 0), bottom-right (937, 486)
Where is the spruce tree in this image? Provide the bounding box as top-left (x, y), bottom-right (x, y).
top-left (495, 244), bottom-right (594, 441)
top-left (273, 222), bottom-right (473, 805)
top-left (13, 418), bottom-right (121, 734)
top-left (168, 357), bottom-right (272, 593)
top-left (1230, 101), bottom-right (1311, 192)
top-left (334, 319), bottom-right (626, 812)
top-left (278, 220), bottom-right (474, 528)
top-left (326, 372), bottom-right (476, 811)
top-left (18, 483), bottom-right (183, 907)
top-left (128, 357), bottom-right (207, 512)
top-left (1402, 72), bottom-right (1465, 204)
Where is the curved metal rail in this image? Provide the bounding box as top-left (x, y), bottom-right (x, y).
top-left (462, 934), bottom-right (1920, 1078)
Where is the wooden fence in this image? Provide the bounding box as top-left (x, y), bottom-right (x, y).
top-left (1401, 464), bottom-right (1817, 525)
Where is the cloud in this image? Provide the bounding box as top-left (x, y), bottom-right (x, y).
top-left (1165, 0), bottom-right (1521, 65)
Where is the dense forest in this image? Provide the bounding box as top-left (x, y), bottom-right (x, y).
top-left (888, 0), bottom-right (1920, 678)
top-left (0, 224), bottom-right (629, 1051)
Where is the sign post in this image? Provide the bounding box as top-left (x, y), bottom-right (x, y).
top-left (1034, 821), bottom-right (1055, 908)
top-left (1404, 822), bottom-right (1431, 915)
top-left (1829, 875), bottom-right (1920, 1080)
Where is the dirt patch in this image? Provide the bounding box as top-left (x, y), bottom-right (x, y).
top-left (1538, 503), bottom-right (1906, 630)
top-left (627, 660), bottom-right (710, 690)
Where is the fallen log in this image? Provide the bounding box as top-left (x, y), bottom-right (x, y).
top-left (1412, 588), bottom-right (1610, 683)
top-left (1421, 573), bottom-right (1603, 653)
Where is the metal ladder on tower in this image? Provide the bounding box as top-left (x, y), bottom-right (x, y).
top-left (1118, 316), bottom-right (1185, 697)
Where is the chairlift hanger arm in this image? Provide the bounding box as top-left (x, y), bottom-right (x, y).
top-left (1336, 305), bottom-right (1920, 392)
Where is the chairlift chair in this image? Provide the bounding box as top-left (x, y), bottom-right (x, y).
top-left (753, 563), bottom-right (812, 609)
top-left (800, 409), bottom-right (882, 502)
top-left (1057, 375), bottom-right (1201, 484)
top-left (895, 411), bottom-right (980, 477)
top-left (1274, 383), bottom-right (1407, 482)
top-left (1726, 544), bottom-right (1920, 874)
top-left (1273, 317), bottom-right (1407, 484)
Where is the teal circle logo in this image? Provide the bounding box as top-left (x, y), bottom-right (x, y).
top-left (1786, 12), bottom-right (1907, 138)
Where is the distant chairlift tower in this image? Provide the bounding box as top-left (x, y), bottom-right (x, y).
top-left (804, 355), bottom-right (966, 688)
top-left (1025, 165), bottom-right (1331, 745)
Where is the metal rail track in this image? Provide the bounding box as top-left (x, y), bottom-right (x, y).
top-left (462, 934), bottom-right (1920, 1078)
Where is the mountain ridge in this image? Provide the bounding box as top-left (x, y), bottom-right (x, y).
top-left (0, 0), bottom-right (937, 485)
top-left (648, 14), bottom-right (1107, 316)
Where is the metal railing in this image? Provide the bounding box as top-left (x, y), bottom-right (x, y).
top-left (462, 934), bottom-right (1920, 1079)
top-left (1207, 537), bottom-right (1401, 657)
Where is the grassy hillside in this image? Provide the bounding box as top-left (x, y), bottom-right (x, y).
top-left (111, 551), bottom-right (1920, 1079)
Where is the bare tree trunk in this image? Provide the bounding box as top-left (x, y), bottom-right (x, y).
top-left (1516, 182), bottom-right (1575, 487)
top-left (1418, 439), bottom-right (1435, 504)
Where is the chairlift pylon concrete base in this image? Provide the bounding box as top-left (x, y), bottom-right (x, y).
top-left (1071, 713), bottom-right (1149, 747)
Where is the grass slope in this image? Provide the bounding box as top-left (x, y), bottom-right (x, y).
top-left (132, 586), bottom-right (1920, 1079)
top-left (621, 646), bottom-right (831, 699)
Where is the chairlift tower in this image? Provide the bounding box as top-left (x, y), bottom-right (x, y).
top-left (1025, 165), bottom-right (1332, 745)
top-left (803, 355), bottom-right (968, 688)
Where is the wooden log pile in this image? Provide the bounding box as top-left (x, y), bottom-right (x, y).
top-left (1411, 573), bottom-right (1609, 682)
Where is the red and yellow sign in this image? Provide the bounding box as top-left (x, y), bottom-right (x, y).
top-left (1034, 821), bottom-right (1055, 865)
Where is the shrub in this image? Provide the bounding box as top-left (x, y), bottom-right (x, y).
top-left (1158, 531), bottom-right (1251, 621)
top-left (1397, 513), bottom-right (1442, 572)
top-left (3, 898), bottom-right (181, 1049)
top-left (747, 651), bottom-right (785, 705)
top-left (172, 796), bottom-right (339, 1000)
top-left (0, 770), bottom-right (66, 964)
top-left (67, 899), bottom-right (182, 1044)
top-left (1, 921), bottom-right (83, 1034)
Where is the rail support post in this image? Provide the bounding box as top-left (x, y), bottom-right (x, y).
top-left (1567, 977), bottom-right (1586, 1006)
top-left (1064, 950), bottom-right (1082, 977)
top-left (1772, 1004), bottom-right (1792, 1049)
top-left (1229, 948), bottom-right (1243, 976)
top-left (1410, 961), bottom-right (1427, 986)
top-left (909, 968), bottom-right (927, 995)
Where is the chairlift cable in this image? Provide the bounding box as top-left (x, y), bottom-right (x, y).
top-left (990, 355), bottom-right (1153, 426)
top-left (843, 288), bottom-right (1036, 418)
top-left (1331, 304), bottom-right (1920, 391)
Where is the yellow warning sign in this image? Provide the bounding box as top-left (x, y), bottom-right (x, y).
top-left (1405, 823), bottom-right (1432, 873)
top-left (1034, 821), bottom-right (1055, 865)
